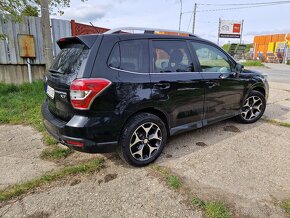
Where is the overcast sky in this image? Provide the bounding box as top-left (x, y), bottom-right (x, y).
top-left (52, 0), bottom-right (290, 45)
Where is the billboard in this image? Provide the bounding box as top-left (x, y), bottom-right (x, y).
top-left (219, 20), bottom-right (243, 38)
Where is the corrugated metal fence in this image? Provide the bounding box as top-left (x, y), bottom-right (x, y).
top-left (0, 16), bottom-right (73, 65)
top-left (51, 18), bottom-right (72, 56)
top-left (0, 15), bottom-right (45, 64)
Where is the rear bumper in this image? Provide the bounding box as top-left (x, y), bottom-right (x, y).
top-left (41, 101), bottom-right (118, 153)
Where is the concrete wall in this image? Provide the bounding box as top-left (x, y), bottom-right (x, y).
top-left (0, 64), bottom-right (45, 84)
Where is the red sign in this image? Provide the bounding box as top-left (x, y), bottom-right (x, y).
top-left (233, 24), bottom-right (241, 33)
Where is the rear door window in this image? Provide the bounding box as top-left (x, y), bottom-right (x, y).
top-left (108, 39), bottom-right (149, 73)
top-left (151, 40), bottom-right (194, 73)
top-left (50, 44), bottom-right (89, 75)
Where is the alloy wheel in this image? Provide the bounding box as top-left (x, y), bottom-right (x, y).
top-left (130, 122), bottom-right (162, 161)
top-left (241, 96), bottom-right (263, 121)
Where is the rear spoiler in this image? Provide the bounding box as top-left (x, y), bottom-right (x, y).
top-left (57, 35), bottom-right (99, 49)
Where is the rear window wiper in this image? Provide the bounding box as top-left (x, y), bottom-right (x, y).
top-left (49, 69), bottom-right (63, 74)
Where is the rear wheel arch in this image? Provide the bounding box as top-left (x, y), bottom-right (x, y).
top-left (122, 108), bottom-right (170, 137)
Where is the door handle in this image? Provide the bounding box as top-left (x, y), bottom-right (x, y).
top-left (219, 74), bottom-right (227, 79)
top-left (206, 81), bottom-right (219, 88)
top-left (154, 83), bottom-right (170, 90)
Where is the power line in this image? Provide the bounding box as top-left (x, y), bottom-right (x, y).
top-left (197, 3), bottom-right (290, 12)
top-left (182, 1), bottom-right (290, 13)
top-left (197, 0), bottom-right (290, 6)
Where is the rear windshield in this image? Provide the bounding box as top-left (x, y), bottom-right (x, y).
top-left (50, 44), bottom-right (89, 75)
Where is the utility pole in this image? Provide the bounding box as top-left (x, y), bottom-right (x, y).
top-left (240, 19), bottom-right (244, 44)
top-left (41, 0), bottom-right (53, 71)
top-left (217, 18), bottom-right (221, 45)
top-left (192, 3), bottom-right (197, 34)
top-left (178, 0), bottom-right (183, 32)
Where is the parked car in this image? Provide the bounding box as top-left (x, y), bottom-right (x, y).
top-left (42, 27), bottom-right (269, 167)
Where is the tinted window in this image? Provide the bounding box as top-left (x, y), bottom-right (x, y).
top-left (152, 40), bottom-right (193, 73)
top-left (50, 44), bottom-right (89, 74)
top-left (108, 40), bottom-right (149, 73)
top-left (191, 42), bottom-right (233, 73)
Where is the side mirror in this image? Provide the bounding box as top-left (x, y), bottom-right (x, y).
top-left (235, 63), bottom-right (244, 74)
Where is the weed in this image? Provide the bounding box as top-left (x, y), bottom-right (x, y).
top-left (265, 119), bottom-right (290, 128)
top-left (152, 165), bottom-right (182, 189)
top-left (40, 145), bottom-right (74, 160)
top-left (204, 202), bottom-right (230, 218)
top-left (281, 199), bottom-right (290, 213)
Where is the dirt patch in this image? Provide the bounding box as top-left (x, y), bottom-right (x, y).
top-left (70, 179), bottom-right (81, 186)
top-left (281, 107), bottom-right (290, 112)
top-left (104, 173), bottom-right (118, 183)
top-left (25, 211), bottom-right (51, 218)
top-left (223, 125), bottom-right (241, 133)
top-left (166, 154), bottom-right (173, 158)
top-left (196, 142), bottom-right (208, 147)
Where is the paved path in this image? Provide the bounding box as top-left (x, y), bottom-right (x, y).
top-left (248, 63), bottom-right (290, 84)
top-left (0, 125), bottom-right (56, 189)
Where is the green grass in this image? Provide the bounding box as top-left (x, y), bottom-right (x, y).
top-left (0, 158), bottom-right (104, 202)
top-left (281, 199), bottom-right (290, 213)
top-left (152, 165), bottom-right (181, 189)
top-left (265, 119), bottom-right (290, 128)
top-left (241, 60), bottom-right (264, 67)
top-left (287, 60), bottom-right (290, 65)
top-left (191, 197), bottom-right (206, 208)
top-left (191, 197), bottom-right (230, 218)
top-left (0, 81), bottom-right (45, 131)
top-left (0, 81), bottom-right (57, 145)
top-left (40, 145), bottom-right (74, 160)
top-left (167, 175), bottom-right (181, 189)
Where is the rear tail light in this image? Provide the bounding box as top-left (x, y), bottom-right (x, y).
top-left (65, 140), bottom-right (84, 147)
top-left (70, 78), bottom-right (111, 110)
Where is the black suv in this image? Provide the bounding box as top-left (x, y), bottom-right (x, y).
top-left (42, 27), bottom-right (269, 166)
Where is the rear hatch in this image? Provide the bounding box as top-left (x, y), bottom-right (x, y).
top-left (45, 36), bottom-right (97, 121)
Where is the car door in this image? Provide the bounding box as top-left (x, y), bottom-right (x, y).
top-left (190, 41), bottom-right (246, 125)
top-left (149, 39), bottom-right (204, 134)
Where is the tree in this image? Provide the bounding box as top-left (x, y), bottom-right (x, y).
top-left (0, 0), bottom-right (77, 19)
top-left (21, 5), bottom-right (39, 17)
top-left (0, 0), bottom-right (85, 69)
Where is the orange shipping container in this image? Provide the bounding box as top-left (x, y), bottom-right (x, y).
top-left (259, 36), bottom-right (265, 44)
top-left (272, 34), bottom-right (279, 42)
top-left (254, 36), bottom-right (260, 43)
top-left (278, 34), bottom-right (285, 41)
top-left (265, 35), bottom-right (272, 44)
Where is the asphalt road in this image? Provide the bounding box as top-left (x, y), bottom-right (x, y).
top-left (248, 63), bottom-right (290, 84)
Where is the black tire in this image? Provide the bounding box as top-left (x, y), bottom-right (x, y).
top-left (118, 113), bottom-right (167, 167)
top-left (236, 90), bottom-right (266, 124)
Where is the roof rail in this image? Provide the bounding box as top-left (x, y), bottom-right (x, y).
top-left (104, 27), bottom-right (197, 37)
